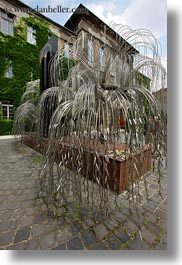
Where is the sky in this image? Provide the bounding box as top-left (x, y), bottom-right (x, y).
top-left (20, 0), bottom-right (167, 70)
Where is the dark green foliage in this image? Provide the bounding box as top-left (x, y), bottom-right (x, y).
top-left (60, 57), bottom-right (76, 80)
top-left (0, 16), bottom-right (52, 112)
top-left (0, 78), bottom-right (24, 110)
top-left (0, 119), bottom-right (14, 135)
top-left (22, 17), bottom-right (51, 50)
top-left (137, 72), bottom-right (150, 90)
top-left (137, 72), bottom-right (151, 118)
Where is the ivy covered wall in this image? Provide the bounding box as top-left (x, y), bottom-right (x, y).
top-left (0, 16), bottom-right (52, 112)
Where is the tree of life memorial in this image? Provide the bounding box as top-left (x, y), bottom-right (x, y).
top-left (14, 22), bottom-right (167, 216)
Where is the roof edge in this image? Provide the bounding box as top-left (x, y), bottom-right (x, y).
top-left (5, 0), bottom-right (77, 36)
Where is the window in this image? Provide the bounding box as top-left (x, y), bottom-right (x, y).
top-left (27, 26), bottom-right (36, 45)
top-left (1, 103), bottom-right (13, 120)
top-left (4, 61), bottom-right (13, 78)
top-left (0, 9), bottom-right (14, 36)
top-left (100, 47), bottom-right (104, 71)
top-left (88, 38), bottom-right (93, 63)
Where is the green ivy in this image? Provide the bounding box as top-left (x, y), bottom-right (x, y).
top-left (137, 72), bottom-right (150, 90)
top-left (0, 104), bottom-right (2, 120)
top-left (0, 120), bottom-right (14, 135)
top-left (14, 19), bottom-right (27, 41)
top-left (22, 17), bottom-right (51, 50)
top-left (0, 16), bottom-right (52, 112)
top-left (59, 57), bottom-right (76, 81)
top-left (137, 72), bottom-right (151, 118)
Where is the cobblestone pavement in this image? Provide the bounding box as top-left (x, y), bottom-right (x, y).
top-left (0, 138), bottom-right (167, 250)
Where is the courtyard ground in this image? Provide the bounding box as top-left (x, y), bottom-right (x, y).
top-left (0, 137), bottom-right (167, 250)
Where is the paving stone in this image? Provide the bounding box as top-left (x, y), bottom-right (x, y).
top-left (65, 213), bottom-right (77, 224)
top-left (104, 218), bottom-right (119, 231)
top-left (25, 239), bottom-right (40, 250)
top-left (52, 243), bottom-right (66, 250)
top-left (20, 216), bottom-right (34, 227)
top-left (58, 217), bottom-right (66, 227)
top-left (0, 231), bottom-right (15, 247)
top-left (27, 193), bottom-right (38, 200)
top-left (123, 220), bottom-right (138, 235)
top-left (96, 211), bottom-right (107, 221)
top-left (105, 236), bottom-right (121, 250)
top-left (90, 242), bottom-right (109, 250)
top-left (150, 194), bottom-right (163, 203)
top-left (82, 229), bottom-right (97, 247)
top-left (0, 210), bottom-right (15, 220)
top-left (159, 203), bottom-right (167, 212)
top-left (159, 220), bottom-right (167, 230)
top-left (115, 229), bottom-right (130, 243)
top-left (12, 208), bottom-right (25, 219)
top-left (93, 224), bottom-right (109, 240)
top-left (128, 213), bottom-right (145, 225)
top-left (0, 191), bottom-right (12, 196)
top-left (47, 210), bottom-right (54, 218)
top-left (7, 242), bottom-right (25, 250)
top-left (40, 231), bottom-right (56, 249)
top-left (142, 201), bottom-right (158, 212)
top-left (7, 202), bottom-right (20, 210)
top-left (129, 235), bottom-right (150, 250)
top-left (113, 211), bottom-right (127, 224)
top-left (33, 214), bottom-right (45, 224)
top-left (21, 200), bottom-right (35, 209)
top-left (155, 242), bottom-right (167, 250)
top-left (0, 139), bottom-right (167, 250)
top-left (150, 184), bottom-right (159, 190)
top-left (10, 220), bottom-right (19, 231)
top-left (71, 222), bottom-right (82, 236)
top-left (155, 209), bottom-right (167, 220)
top-left (31, 224), bottom-right (45, 237)
top-left (16, 195), bottom-right (28, 202)
top-left (120, 207), bottom-right (133, 217)
top-left (0, 196), bottom-right (8, 203)
top-left (44, 220), bottom-right (57, 233)
top-left (41, 204), bottom-right (48, 212)
top-left (25, 207), bottom-right (35, 216)
top-left (142, 212), bottom-right (157, 223)
top-left (67, 237), bottom-right (84, 250)
top-left (0, 220), bottom-right (14, 233)
top-left (77, 207), bottom-right (89, 219)
top-left (56, 207), bottom-right (67, 215)
top-left (146, 223), bottom-right (162, 235)
top-left (82, 218), bottom-right (95, 230)
top-left (161, 233), bottom-right (167, 244)
top-left (14, 227), bottom-right (30, 243)
top-left (141, 229), bottom-right (156, 244)
top-left (56, 227), bottom-right (72, 243)
top-left (0, 204), bottom-right (10, 211)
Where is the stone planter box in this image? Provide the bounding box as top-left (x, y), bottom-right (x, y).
top-left (23, 134), bottom-right (151, 194)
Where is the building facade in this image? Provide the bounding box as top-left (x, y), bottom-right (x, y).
top-left (0, 0), bottom-right (139, 123)
top-left (153, 88), bottom-right (167, 117)
top-left (0, 0), bottom-right (75, 120)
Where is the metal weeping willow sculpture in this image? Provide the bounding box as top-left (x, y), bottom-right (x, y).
top-left (13, 79), bottom-right (40, 139)
top-left (14, 23), bottom-right (167, 216)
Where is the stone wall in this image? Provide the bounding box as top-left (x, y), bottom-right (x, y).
top-left (153, 88), bottom-right (167, 116)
